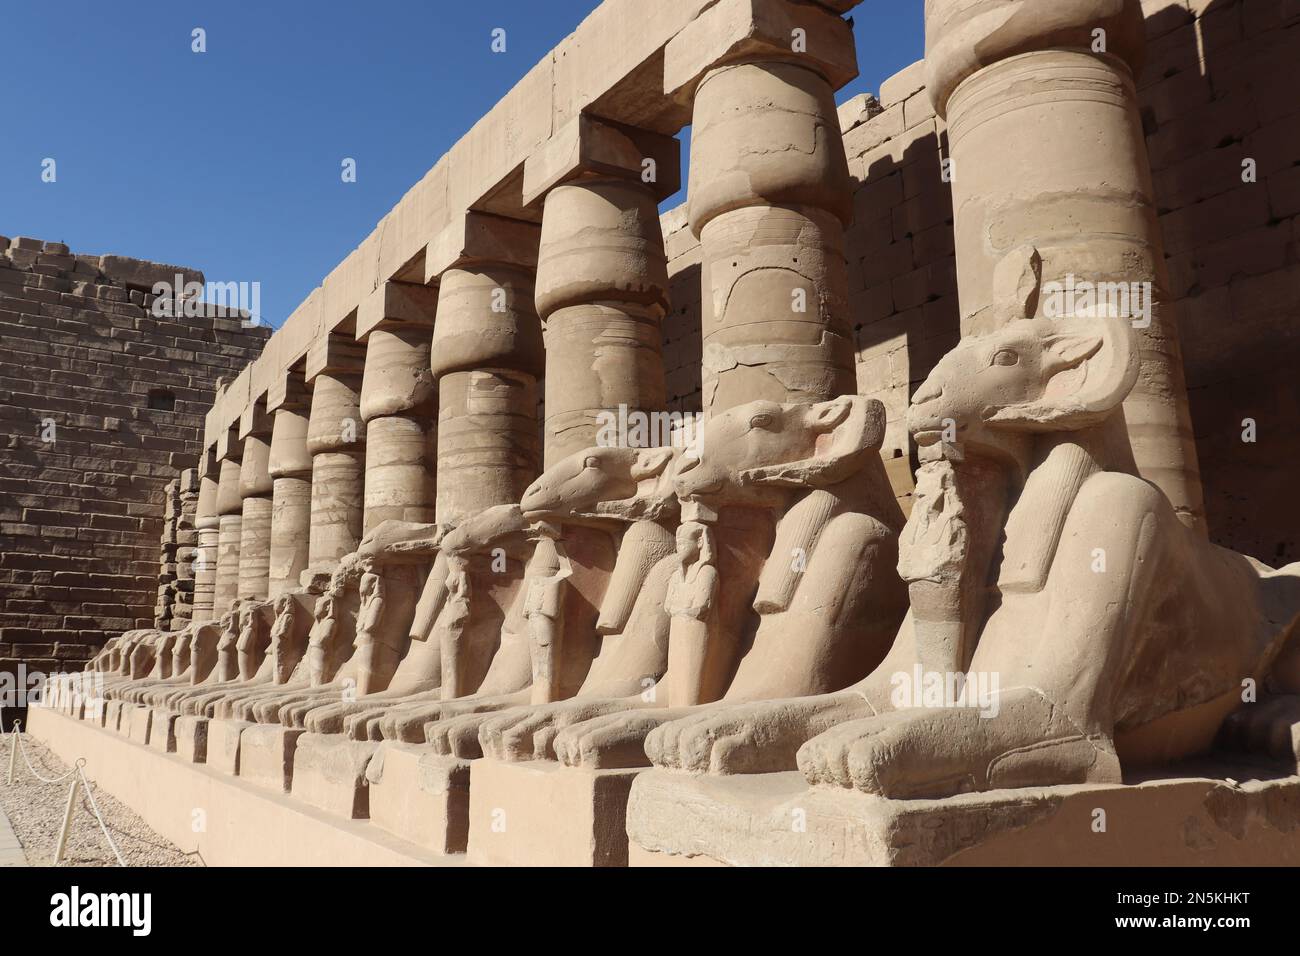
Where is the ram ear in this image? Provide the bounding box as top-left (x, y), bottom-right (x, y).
top-left (630, 446), bottom-right (676, 481)
top-left (993, 244), bottom-right (1043, 320)
top-left (986, 317), bottom-right (1139, 431)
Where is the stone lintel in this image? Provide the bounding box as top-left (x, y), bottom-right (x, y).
top-left (522, 113), bottom-right (682, 208)
top-left (664, 0), bottom-right (858, 105)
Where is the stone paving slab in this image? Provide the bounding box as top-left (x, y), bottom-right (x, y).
top-left (0, 805), bottom-right (27, 867)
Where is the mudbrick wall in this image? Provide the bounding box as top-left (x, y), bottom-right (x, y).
top-left (0, 236), bottom-right (270, 707)
top-left (662, 0), bottom-right (1300, 565)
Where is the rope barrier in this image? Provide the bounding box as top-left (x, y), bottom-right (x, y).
top-left (2, 708), bottom-right (127, 866)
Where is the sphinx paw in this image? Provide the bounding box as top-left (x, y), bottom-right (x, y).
top-left (426, 713), bottom-right (487, 758)
top-left (647, 710), bottom-right (773, 774)
top-left (553, 712), bottom-right (661, 769)
top-left (477, 709), bottom-right (542, 762)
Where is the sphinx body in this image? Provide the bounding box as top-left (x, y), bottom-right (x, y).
top-left (422, 444), bottom-right (683, 758)
top-left (650, 250), bottom-right (1300, 797)
top-left (474, 396), bottom-right (909, 769)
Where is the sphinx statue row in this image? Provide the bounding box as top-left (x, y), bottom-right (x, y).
top-left (76, 248), bottom-right (1300, 805)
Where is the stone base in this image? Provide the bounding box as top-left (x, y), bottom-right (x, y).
top-left (104, 699), bottom-right (125, 732)
top-left (147, 708), bottom-right (175, 752)
top-left (368, 743), bottom-right (470, 855)
top-left (80, 696), bottom-right (103, 724)
top-left (126, 704), bottom-right (152, 744)
top-left (626, 766), bottom-right (1300, 866)
top-left (25, 706), bottom-right (461, 867)
top-left (239, 723), bottom-right (304, 793)
top-left (174, 715), bottom-right (209, 763)
top-left (468, 759), bottom-right (640, 867)
top-left (289, 733), bottom-right (378, 819)
top-left (206, 718), bottom-right (250, 775)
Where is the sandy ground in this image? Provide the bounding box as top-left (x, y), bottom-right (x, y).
top-left (0, 732), bottom-right (200, 867)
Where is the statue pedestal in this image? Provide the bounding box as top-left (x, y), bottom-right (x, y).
top-left (126, 703), bottom-right (151, 744)
top-left (148, 708), bottom-right (176, 752)
top-left (289, 733), bottom-right (377, 818)
top-left (238, 723), bottom-right (304, 793)
top-left (626, 765), bottom-right (1300, 866)
top-left (81, 695), bottom-right (103, 724)
top-left (174, 714), bottom-right (209, 762)
top-left (207, 718), bottom-right (250, 774)
top-left (104, 699), bottom-right (126, 732)
top-left (467, 759), bottom-right (640, 867)
top-left (368, 743), bottom-right (470, 854)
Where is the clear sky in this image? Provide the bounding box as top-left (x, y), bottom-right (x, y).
top-left (1, 0), bottom-right (925, 328)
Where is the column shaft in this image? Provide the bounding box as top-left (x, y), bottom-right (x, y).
top-left (926, 0), bottom-right (1204, 529)
top-left (236, 433), bottom-right (273, 602)
top-left (191, 473), bottom-right (220, 623)
top-left (267, 401), bottom-right (312, 598)
top-left (688, 59), bottom-right (856, 416)
top-left (359, 323), bottom-right (436, 534)
top-left (212, 456), bottom-right (244, 619)
top-left (430, 264), bottom-right (543, 523)
top-left (535, 179), bottom-right (669, 465)
top-left (305, 370), bottom-right (365, 569)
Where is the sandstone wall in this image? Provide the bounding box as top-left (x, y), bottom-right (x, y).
top-left (661, 0), bottom-right (1300, 562)
top-left (0, 237), bottom-right (270, 696)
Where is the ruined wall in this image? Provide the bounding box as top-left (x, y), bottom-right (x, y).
top-left (661, 0), bottom-right (1300, 563)
top-left (0, 236), bottom-right (270, 696)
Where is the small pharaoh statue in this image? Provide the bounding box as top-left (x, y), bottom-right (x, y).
top-left (664, 520), bottom-right (719, 706)
top-left (437, 554), bottom-right (474, 699)
top-left (523, 532), bottom-right (574, 705)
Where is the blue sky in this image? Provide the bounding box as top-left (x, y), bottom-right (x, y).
top-left (1, 0), bottom-right (924, 328)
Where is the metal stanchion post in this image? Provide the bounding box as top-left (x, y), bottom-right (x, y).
top-left (54, 774), bottom-right (81, 865)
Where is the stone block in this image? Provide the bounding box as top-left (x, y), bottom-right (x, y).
top-left (368, 743), bottom-right (471, 855)
top-left (174, 714), bottom-right (208, 763)
top-left (288, 733), bottom-right (378, 819)
top-left (467, 758), bottom-right (640, 867)
top-left (237, 723), bottom-right (304, 793)
top-left (627, 766), bottom-right (1300, 866)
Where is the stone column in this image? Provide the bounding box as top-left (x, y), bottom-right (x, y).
top-left (304, 332), bottom-right (367, 574)
top-left (357, 281), bottom-right (440, 534)
top-left (421, 213), bottom-right (544, 698)
top-left (212, 436), bottom-right (244, 621)
top-left (925, 0), bottom-right (1205, 531)
top-left (425, 213), bottom-right (545, 524)
top-left (665, 0), bottom-right (861, 416)
top-left (266, 370), bottom-right (313, 600)
top-left (191, 452), bottom-right (220, 624)
top-left (523, 115), bottom-right (679, 466)
top-left (236, 402), bottom-right (274, 603)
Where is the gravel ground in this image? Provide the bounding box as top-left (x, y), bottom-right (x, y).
top-left (0, 733), bottom-right (201, 867)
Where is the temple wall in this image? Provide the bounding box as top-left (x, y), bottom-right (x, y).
top-left (0, 238), bottom-right (270, 699)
